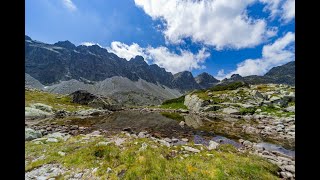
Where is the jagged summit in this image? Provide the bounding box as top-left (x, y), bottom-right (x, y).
top-left (195, 72), bottom-right (220, 89)
top-left (54, 40), bottom-right (76, 50)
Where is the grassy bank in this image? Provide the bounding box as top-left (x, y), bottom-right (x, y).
top-left (25, 89), bottom-right (90, 112)
top-left (26, 135), bottom-right (280, 179)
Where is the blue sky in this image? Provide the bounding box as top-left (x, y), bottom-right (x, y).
top-left (26, 0), bottom-right (295, 79)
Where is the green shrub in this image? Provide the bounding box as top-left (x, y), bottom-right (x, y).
top-left (160, 96), bottom-right (187, 109)
top-left (160, 112), bottom-right (185, 121)
top-left (210, 82), bottom-right (249, 92)
top-left (240, 107), bottom-right (257, 115)
top-left (162, 96), bottom-right (185, 105)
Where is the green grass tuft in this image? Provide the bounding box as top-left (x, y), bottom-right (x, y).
top-left (25, 136), bottom-right (280, 179)
top-left (160, 96), bottom-right (187, 109)
top-left (25, 90), bottom-right (91, 112)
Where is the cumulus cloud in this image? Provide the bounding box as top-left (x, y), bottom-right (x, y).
top-left (106, 41), bottom-right (146, 61)
top-left (106, 41), bottom-right (210, 74)
top-left (259, 0), bottom-right (282, 19)
top-left (216, 32), bottom-right (295, 79)
top-left (62, 0), bottom-right (77, 11)
top-left (281, 0), bottom-right (295, 22)
top-left (134, 0), bottom-right (276, 50)
top-left (259, 0), bottom-right (295, 22)
top-left (146, 47), bottom-right (210, 74)
top-left (81, 42), bottom-right (102, 47)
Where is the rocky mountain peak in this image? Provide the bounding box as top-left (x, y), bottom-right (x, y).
top-left (130, 55), bottom-right (147, 65)
top-left (230, 74), bottom-right (242, 79)
top-left (54, 40), bottom-right (76, 50)
top-left (25, 35), bottom-right (32, 40)
top-left (195, 72), bottom-right (220, 89)
top-left (173, 71), bottom-right (200, 91)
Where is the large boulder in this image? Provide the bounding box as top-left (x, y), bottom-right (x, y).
top-left (284, 106), bottom-right (295, 112)
top-left (252, 90), bottom-right (264, 100)
top-left (30, 103), bottom-right (53, 113)
top-left (184, 114), bottom-right (204, 129)
top-left (25, 107), bottom-right (53, 119)
top-left (69, 90), bottom-right (99, 105)
top-left (269, 96), bottom-right (287, 107)
top-left (184, 94), bottom-right (209, 112)
top-left (222, 107), bottom-right (240, 115)
top-left (25, 128), bottom-right (42, 141)
top-left (69, 90), bottom-right (120, 110)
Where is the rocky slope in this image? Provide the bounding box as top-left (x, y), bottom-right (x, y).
top-left (26, 75), bottom-right (182, 106)
top-left (25, 35), bottom-right (197, 91)
top-left (221, 61), bottom-right (295, 86)
top-left (195, 72), bottom-right (219, 89)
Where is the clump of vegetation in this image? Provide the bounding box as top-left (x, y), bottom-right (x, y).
top-left (160, 112), bottom-right (185, 121)
top-left (25, 89), bottom-right (90, 112)
top-left (25, 135), bottom-right (280, 179)
top-left (240, 107), bottom-right (257, 115)
top-left (209, 82), bottom-right (249, 92)
top-left (162, 96), bottom-right (185, 105)
top-left (160, 96), bottom-right (187, 109)
top-left (260, 105), bottom-right (294, 117)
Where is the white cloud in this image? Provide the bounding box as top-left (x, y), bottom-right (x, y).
top-left (217, 32), bottom-right (295, 79)
top-left (216, 69), bottom-right (227, 80)
top-left (134, 0), bottom-right (276, 50)
top-left (146, 47), bottom-right (210, 74)
top-left (81, 42), bottom-right (102, 47)
top-left (259, 0), bottom-right (282, 19)
top-left (281, 0), bottom-right (295, 22)
top-left (259, 0), bottom-right (295, 22)
top-left (62, 0), bottom-right (77, 12)
top-left (106, 41), bottom-right (210, 74)
top-left (106, 41), bottom-right (146, 61)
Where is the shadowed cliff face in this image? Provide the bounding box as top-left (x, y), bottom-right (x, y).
top-left (25, 36), bottom-right (197, 91)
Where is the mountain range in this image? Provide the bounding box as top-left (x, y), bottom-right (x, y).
top-left (25, 35), bottom-right (295, 105)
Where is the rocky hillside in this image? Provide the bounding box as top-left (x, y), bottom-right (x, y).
top-left (221, 61), bottom-right (295, 86)
top-left (25, 35), bottom-right (199, 91)
top-left (26, 74), bottom-right (182, 106)
top-left (195, 72), bottom-right (219, 89)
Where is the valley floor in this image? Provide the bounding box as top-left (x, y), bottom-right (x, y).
top-left (25, 87), bottom-right (295, 179)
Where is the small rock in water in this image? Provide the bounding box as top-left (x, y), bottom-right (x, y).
top-left (243, 140), bottom-right (253, 147)
top-left (171, 138), bottom-right (179, 143)
top-left (164, 138), bottom-right (172, 143)
top-left (158, 140), bottom-right (170, 147)
top-left (138, 132), bottom-right (147, 138)
top-left (123, 127), bottom-right (133, 133)
top-left (179, 121), bottom-right (185, 127)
